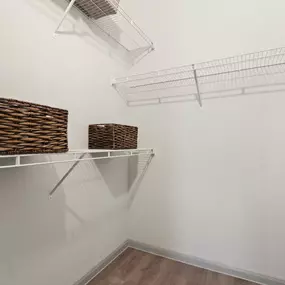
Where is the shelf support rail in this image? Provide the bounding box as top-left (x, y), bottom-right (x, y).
top-left (193, 64), bottom-right (202, 107)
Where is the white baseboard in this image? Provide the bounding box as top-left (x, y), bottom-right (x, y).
top-left (128, 239), bottom-right (285, 285)
top-left (73, 240), bottom-right (129, 285)
top-left (74, 239), bottom-right (285, 285)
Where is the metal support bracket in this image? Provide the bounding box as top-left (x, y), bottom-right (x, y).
top-left (54, 0), bottom-right (77, 35)
top-left (193, 64), bottom-right (203, 107)
top-left (49, 153), bottom-right (86, 199)
top-left (128, 152), bottom-right (155, 206)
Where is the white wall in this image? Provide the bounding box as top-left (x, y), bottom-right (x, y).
top-left (0, 0), bottom-right (132, 284)
top-left (125, 0), bottom-right (285, 280)
top-left (2, 0), bottom-right (285, 283)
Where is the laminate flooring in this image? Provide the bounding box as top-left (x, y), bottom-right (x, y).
top-left (88, 248), bottom-right (257, 285)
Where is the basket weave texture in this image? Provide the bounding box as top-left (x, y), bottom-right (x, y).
top-left (0, 98), bottom-right (68, 155)
top-left (71, 0), bottom-right (120, 20)
top-left (89, 124), bottom-right (138, 150)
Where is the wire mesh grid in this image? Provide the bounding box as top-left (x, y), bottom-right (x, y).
top-left (0, 149), bottom-right (154, 169)
top-left (58, 0), bottom-right (153, 60)
top-left (113, 47), bottom-right (285, 106)
top-left (71, 0), bottom-right (119, 19)
top-left (114, 65), bottom-right (197, 105)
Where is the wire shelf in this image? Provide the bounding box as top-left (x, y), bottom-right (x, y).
top-left (0, 148), bottom-right (154, 169)
top-left (0, 148), bottom-right (155, 199)
top-left (55, 0), bottom-right (154, 63)
top-left (112, 47), bottom-right (285, 106)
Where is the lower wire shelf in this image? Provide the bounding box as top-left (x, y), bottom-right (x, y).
top-left (0, 148), bottom-right (154, 169)
top-left (0, 148), bottom-right (155, 199)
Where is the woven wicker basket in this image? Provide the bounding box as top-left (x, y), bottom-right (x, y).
top-left (71, 0), bottom-right (120, 20)
top-left (0, 98), bottom-right (68, 155)
top-left (89, 124), bottom-right (138, 150)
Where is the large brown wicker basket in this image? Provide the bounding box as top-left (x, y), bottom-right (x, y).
top-left (0, 98), bottom-right (68, 155)
top-left (89, 124), bottom-right (138, 150)
top-left (70, 0), bottom-right (120, 20)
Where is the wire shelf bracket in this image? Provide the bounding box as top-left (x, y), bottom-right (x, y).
top-left (54, 0), bottom-right (154, 63)
top-left (0, 148), bottom-right (155, 199)
top-left (112, 46), bottom-right (285, 106)
top-left (193, 64), bottom-right (202, 107)
top-left (128, 151), bottom-right (155, 207)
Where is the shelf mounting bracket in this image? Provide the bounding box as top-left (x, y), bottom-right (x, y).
top-left (49, 153), bottom-right (86, 199)
top-left (54, 0), bottom-right (77, 35)
top-left (193, 64), bottom-right (202, 107)
top-left (128, 152), bottom-right (155, 206)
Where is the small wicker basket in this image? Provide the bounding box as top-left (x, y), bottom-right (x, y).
top-left (0, 98), bottom-right (68, 155)
top-left (89, 124), bottom-right (138, 150)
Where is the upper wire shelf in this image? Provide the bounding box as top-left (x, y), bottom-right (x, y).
top-left (55, 0), bottom-right (154, 63)
top-left (112, 47), bottom-right (285, 106)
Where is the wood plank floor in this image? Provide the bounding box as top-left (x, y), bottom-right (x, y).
top-left (88, 248), bottom-right (257, 285)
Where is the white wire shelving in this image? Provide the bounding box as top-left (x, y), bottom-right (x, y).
top-left (112, 47), bottom-right (285, 106)
top-left (0, 148), bottom-right (154, 169)
top-left (55, 0), bottom-right (154, 63)
top-left (0, 148), bottom-right (155, 199)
